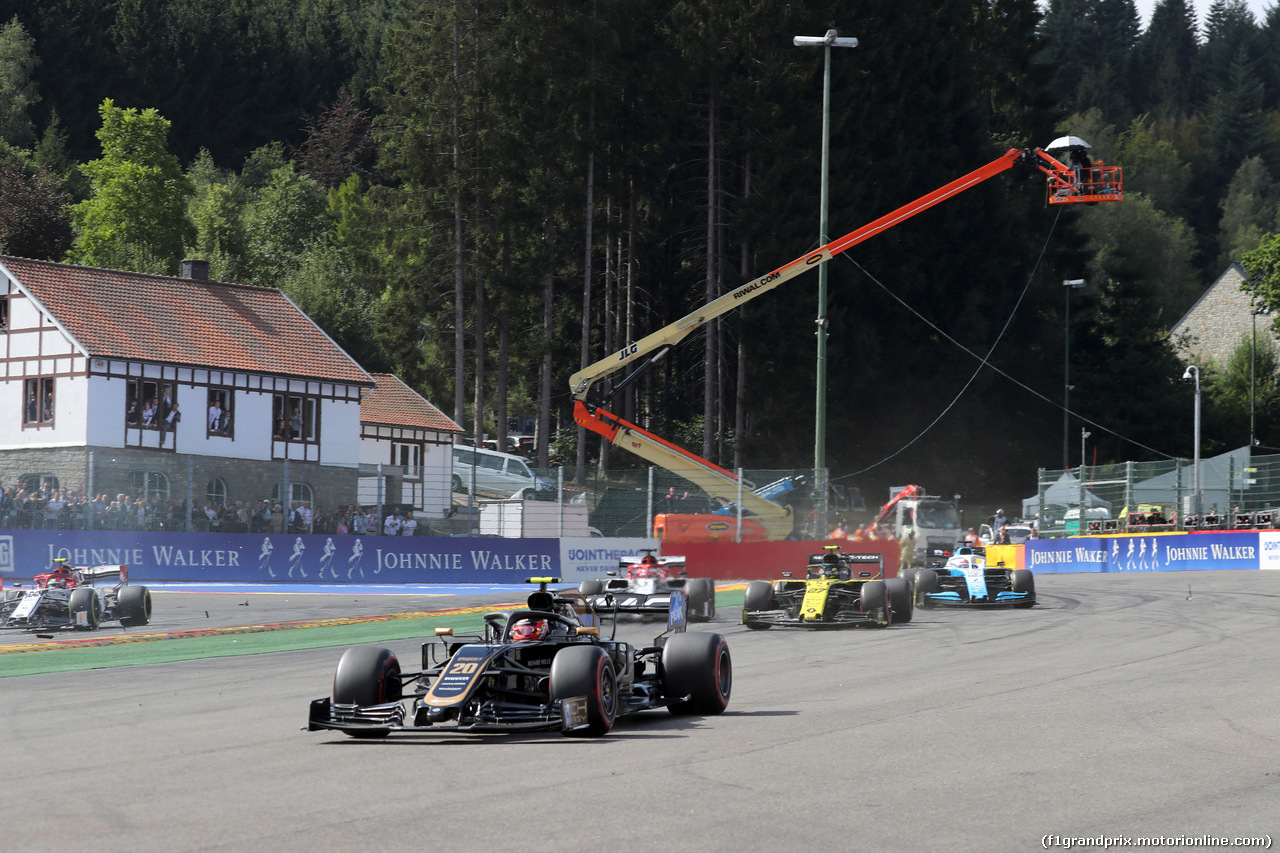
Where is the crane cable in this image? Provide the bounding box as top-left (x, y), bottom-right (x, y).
top-left (833, 206), bottom-right (1175, 482)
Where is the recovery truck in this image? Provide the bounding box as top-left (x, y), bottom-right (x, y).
top-left (571, 140), bottom-right (1122, 542)
top-left (873, 485), bottom-right (962, 568)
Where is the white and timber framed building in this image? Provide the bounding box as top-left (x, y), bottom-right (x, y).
top-left (0, 255), bottom-right (375, 517)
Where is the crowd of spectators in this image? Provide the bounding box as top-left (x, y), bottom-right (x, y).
top-left (0, 483), bottom-right (422, 536)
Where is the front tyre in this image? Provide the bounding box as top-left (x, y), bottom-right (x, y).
top-left (687, 579), bottom-right (715, 621)
top-left (912, 570), bottom-right (939, 608)
top-left (662, 632), bottom-right (732, 715)
top-left (1010, 569), bottom-right (1036, 607)
top-left (885, 577), bottom-right (913, 625)
top-left (332, 646), bottom-right (401, 738)
top-left (859, 580), bottom-right (890, 627)
top-left (742, 580), bottom-right (773, 629)
top-left (550, 645), bottom-right (618, 737)
top-left (68, 588), bottom-right (101, 630)
top-left (117, 585), bottom-right (152, 627)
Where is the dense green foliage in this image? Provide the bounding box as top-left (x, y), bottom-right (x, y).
top-left (8, 0), bottom-right (1280, 505)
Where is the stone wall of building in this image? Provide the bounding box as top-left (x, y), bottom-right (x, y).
top-left (1172, 265), bottom-right (1280, 367)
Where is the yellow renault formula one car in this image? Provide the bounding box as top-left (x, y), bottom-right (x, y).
top-left (741, 546), bottom-right (913, 629)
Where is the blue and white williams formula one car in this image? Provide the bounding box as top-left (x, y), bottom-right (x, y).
top-left (911, 547), bottom-right (1035, 608)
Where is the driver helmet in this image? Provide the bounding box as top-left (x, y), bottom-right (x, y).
top-left (630, 554), bottom-right (666, 580)
top-left (48, 559), bottom-right (77, 587)
top-left (511, 618), bottom-right (549, 642)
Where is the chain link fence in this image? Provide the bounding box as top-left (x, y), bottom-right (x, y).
top-left (1, 449), bottom-right (841, 540)
top-left (1031, 449), bottom-right (1280, 535)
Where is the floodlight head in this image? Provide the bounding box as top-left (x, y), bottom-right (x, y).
top-left (1182, 366), bottom-right (1195, 383)
top-left (793, 31), bottom-right (858, 49)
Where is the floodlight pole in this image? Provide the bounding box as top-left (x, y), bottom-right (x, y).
top-left (1252, 306), bottom-right (1270, 448)
top-left (1186, 364), bottom-right (1201, 518)
top-left (794, 28), bottom-right (857, 536)
top-left (1063, 279), bottom-right (1085, 470)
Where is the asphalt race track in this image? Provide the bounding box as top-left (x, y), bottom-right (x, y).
top-left (2, 571), bottom-right (1278, 852)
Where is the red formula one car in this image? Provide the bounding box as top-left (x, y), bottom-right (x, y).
top-left (0, 559), bottom-right (153, 631)
top-left (578, 551), bottom-right (716, 621)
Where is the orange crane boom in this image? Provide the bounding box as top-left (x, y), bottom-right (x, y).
top-left (573, 142), bottom-right (1122, 540)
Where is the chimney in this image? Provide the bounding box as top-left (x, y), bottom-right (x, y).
top-left (181, 259), bottom-right (209, 280)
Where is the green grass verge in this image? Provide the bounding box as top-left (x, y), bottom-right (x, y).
top-left (1, 588), bottom-right (745, 678)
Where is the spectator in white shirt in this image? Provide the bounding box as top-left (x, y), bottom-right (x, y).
top-left (383, 509), bottom-right (402, 536)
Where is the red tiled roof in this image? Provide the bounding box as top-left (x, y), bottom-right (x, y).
top-left (0, 256), bottom-right (371, 385)
top-left (362, 373), bottom-right (461, 432)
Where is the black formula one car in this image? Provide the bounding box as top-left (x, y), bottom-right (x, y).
top-left (578, 552), bottom-right (716, 621)
top-left (912, 547), bottom-right (1036, 608)
top-left (0, 560), bottom-right (153, 631)
top-left (741, 547), bottom-right (913, 629)
top-left (307, 577), bottom-right (732, 738)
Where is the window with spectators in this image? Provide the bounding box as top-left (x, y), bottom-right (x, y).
top-left (207, 388), bottom-right (234, 437)
top-left (272, 394), bottom-right (318, 442)
top-left (23, 377), bottom-right (55, 426)
top-left (126, 379), bottom-right (176, 430)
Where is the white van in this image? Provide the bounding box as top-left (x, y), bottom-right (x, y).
top-left (452, 446), bottom-right (553, 498)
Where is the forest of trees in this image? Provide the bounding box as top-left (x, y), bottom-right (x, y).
top-left (6, 0), bottom-right (1280, 507)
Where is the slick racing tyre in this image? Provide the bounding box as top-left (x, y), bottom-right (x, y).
top-left (333, 646), bottom-right (401, 738)
top-left (117, 585), bottom-right (152, 627)
top-left (1010, 569), bottom-right (1036, 607)
top-left (742, 581), bottom-right (774, 629)
top-left (662, 632), bottom-right (732, 716)
top-left (579, 579), bottom-right (604, 597)
top-left (912, 569), bottom-right (940, 608)
top-left (885, 576), bottom-right (913, 624)
top-left (68, 588), bottom-right (101, 630)
top-left (859, 580), bottom-right (891, 627)
top-left (550, 645), bottom-right (618, 737)
top-left (687, 578), bottom-right (716, 621)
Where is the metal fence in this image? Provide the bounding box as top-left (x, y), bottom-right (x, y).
top-left (0, 448), bottom-right (837, 540)
top-left (1032, 450), bottom-right (1280, 535)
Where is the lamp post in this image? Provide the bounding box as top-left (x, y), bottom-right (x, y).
top-left (1081, 427), bottom-right (1091, 468)
top-left (1063, 279), bottom-right (1086, 470)
top-left (1252, 306), bottom-right (1271, 448)
top-left (1184, 364), bottom-right (1201, 518)
top-left (794, 28), bottom-right (857, 535)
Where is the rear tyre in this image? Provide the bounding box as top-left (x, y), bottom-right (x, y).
top-left (662, 632), bottom-right (732, 715)
top-left (68, 588), bottom-right (101, 630)
top-left (885, 577), bottom-right (913, 625)
top-left (550, 645), bottom-right (618, 737)
top-left (451, 474), bottom-right (463, 493)
top-left (118, 585), bottom-right (152, 627)
top-left (742, 581), bottom-right (773, 630)
top-left (333, 646), bottom-right (401, 739)
top-left (579, 579), bottom-right (604, 597)
top-left (912, 569), bottom-right (939, 608)
top-left (859, 580), bottom-right (890, 627)
top-left (1010, 569), bottom-right (1036, 607)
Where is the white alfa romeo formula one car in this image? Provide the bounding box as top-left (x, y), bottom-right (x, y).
top-left (578, 552), bottom-right (716, 621)
top-left (0, 559), bottom-right (153, 631)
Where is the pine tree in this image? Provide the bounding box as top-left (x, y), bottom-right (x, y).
top-left (1131, 0), bottom-right (1200, 119)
